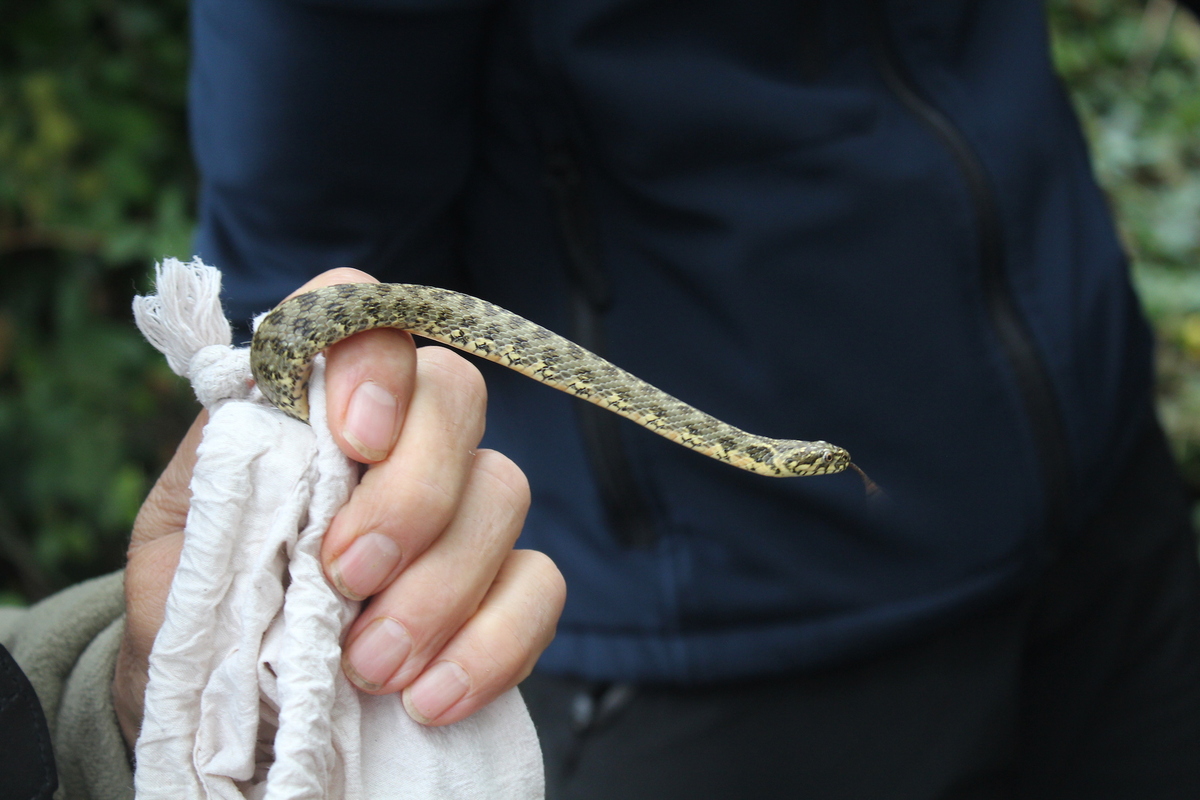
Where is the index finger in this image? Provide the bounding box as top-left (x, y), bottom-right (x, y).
top-left (278, 268), bottom-right (416, 465)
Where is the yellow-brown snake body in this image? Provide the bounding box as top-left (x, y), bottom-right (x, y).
top-left (250, 283), bottom-right (860, 480)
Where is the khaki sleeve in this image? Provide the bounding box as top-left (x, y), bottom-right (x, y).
top-left (1, 571), bottom-right (134, 800)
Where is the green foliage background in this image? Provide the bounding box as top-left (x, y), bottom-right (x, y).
top-left (1050, 0), bottom-right (1200, 491)
top-left (0, 0), bottom-right (195, 602)
top-left (0, 0), bottom-right (1198, 602)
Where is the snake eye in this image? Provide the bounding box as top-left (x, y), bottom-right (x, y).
top-left (820, 449), bottom-right (834, 464)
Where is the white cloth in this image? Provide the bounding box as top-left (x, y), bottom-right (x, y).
top-left (131, 258), bottom-right (544, 799)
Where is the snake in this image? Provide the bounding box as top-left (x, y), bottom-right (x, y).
top-left (250, 282), bottom-right (873, 486)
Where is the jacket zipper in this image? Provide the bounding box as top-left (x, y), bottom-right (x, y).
top-left (544, 145), bottom-right (660, 549)
top-left (870, 2), bottom-right (1072, 542)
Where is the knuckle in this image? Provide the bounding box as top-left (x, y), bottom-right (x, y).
top-left (364, 475), bottom-right (457, 546)
top-left (470, 554), bottom-right (564, 685)
top-left (287, 268), bottom-right (379, 302)
top-left (341, 468), bottom-right (457, 551)
top-left (317, 267), bottom-right (377, 286)
top-left (473, 450), bottom-right (531, 518)
top-left (417, 346), bottom-right (488, 409)
top-left (460, 615), bottom-right (532, 692)
top-left (402, 473), bottom-right (460, 528)
top-left (518, 550), bottom-right (567, 614)
top-left (479, 630), bottom-right (530, 688)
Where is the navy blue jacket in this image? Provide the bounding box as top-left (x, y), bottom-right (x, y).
top-left (192, 0), bottom-right (1155, 682)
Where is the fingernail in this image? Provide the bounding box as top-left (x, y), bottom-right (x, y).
top-left (403, 661), bottom-right (470, 725)
top-left (343, 617), bottom-right (412, 691)
top-left (343, 381), bottom-right (398, 461)
top-left (330, 532), bottom-right (401, 600)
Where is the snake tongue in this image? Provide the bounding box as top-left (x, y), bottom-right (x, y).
top-left (849, 463), bottom-right (883, 499)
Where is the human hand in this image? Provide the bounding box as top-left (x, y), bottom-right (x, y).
top-left (112, 268), bottom-right (565, 749)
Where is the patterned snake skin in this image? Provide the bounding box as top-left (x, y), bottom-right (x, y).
top-left (250, 283), bottom-right (863, 480)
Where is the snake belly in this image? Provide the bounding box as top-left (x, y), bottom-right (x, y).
top-left (249, 283), bottom-right (852, 478)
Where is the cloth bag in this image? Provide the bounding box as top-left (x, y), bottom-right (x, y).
top-left (130, 258), bottom-right (544, 799)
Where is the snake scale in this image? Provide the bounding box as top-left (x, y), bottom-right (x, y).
top-left (250, 283), bottom-right (872, 485)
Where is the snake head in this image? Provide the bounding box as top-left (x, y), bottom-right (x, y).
top-left (783, 442), bottom-right (851, 476)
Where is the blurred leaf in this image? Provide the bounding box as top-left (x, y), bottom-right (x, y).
top-left (0, 0), bottom-right (195, 600)
top-left (1050, 0), bottom-right (1200, 491)
top-left (0, 0), bottom-right (194, 262)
